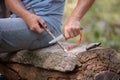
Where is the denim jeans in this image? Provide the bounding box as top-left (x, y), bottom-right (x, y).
top-left (0, 18), bottom-right (61, 53)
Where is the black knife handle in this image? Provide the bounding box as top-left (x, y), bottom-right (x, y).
top-left (86, 42), bottom-right (101, 51)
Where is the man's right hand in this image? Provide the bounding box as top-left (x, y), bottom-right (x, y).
top-left (23, 13), bottom-right (47, 33)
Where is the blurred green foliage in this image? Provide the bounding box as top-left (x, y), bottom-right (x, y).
top-left (64, 0), bottom-right (120, 50)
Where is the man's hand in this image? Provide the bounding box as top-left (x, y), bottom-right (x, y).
top-left (23, 13), bottom-right (47, 33)
top-left (5, 0), bottom-right (47, 33)
top-left (64, 17), bottom-right (81, 40)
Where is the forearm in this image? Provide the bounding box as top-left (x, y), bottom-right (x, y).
top-left (64, 0), bottom-right (95, 39)
top-left (5, 0), bottom-right (30, 18)
top-left (70, 0), bottom-right (95, 20)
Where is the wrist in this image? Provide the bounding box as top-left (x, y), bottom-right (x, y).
top-left (69, 15), bottom-right (81, 21)
top-left (21, 12), bottom-right (34, 22)
top-left (20, 11), bottom-right (32, 19)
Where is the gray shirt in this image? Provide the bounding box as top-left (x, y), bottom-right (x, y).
top-left (11, 0), bottom-right (65, 30)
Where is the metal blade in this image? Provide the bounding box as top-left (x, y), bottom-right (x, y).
top-left (49, 34), bottom-right (64, 44)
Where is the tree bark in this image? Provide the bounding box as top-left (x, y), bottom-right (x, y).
top-left (0, 43), bottom-right (120, 80)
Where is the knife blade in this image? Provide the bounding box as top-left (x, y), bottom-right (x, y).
top-left (49, 34), bottom-right (64, 44)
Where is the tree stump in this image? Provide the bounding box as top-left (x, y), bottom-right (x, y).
top-left (0, 43), bottom-right (120, 80)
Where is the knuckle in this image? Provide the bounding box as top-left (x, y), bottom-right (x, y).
top-left (39, 29), bottom-right (45, 33)
top-left (37, 16), bottom-right (40, 19)
top-left (72, 34), bottom-right (75, 37)
top-left (41, 21), bottom-right (46, 26)
top-left (75, 26), bottom-right (80, 29)
top-left (41, 20), bottom-right (45, 23)
top-left (30, 26), bottom-right (36, 31)
top-left (30, 28), bottom-right (35, 31)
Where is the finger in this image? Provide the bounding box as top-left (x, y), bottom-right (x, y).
top-left (35, 24), bottom-right (45, 33)
top-left (70, 26), bottom-right (82, 38)
top-left (29, 24), bottom-right (36, 32)
top-left (64, 29), bottom-right (70, 40)
top-left (74, 26), bottom-right (82, 37)
top-left (30, 23), bottom-right (44, 33)
top-left (30, 27), bottom-right (36, 32)
top-left (71, 28), bottom-right (78, 37)
top-left (69, 28), bottom-right (76, 38)
top-left (38, 17), bottom-right (47, 28)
